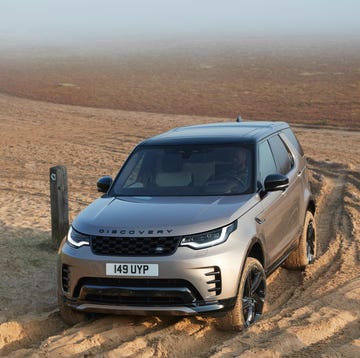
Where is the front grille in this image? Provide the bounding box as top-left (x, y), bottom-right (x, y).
top-left (91, 236), bottom-right (181, 256)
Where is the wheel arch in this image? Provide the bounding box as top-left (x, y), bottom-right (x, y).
top-left (246, 238), bottom-right (265, 268)
top-left (307, 198), bottom-right (316, 215)
top-left (232, 237), bottom-right (265, 298)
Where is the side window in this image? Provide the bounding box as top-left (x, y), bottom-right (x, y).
top-left (258, 140), bottom-right (277, 187)
top-left (283, 128), bottom-right (304, 156)
top-left (269, 135), bottom-right (293, 175)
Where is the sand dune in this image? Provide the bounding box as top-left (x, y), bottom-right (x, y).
top-left (0, 93), bottom-right (359, 357)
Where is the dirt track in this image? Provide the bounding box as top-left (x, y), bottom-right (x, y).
top-left (0, 92), bottom-right (359, 357)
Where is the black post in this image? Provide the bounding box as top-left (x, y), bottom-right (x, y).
top-left (50, 165), bottom-right (69, 248)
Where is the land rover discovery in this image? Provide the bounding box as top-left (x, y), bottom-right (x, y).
top-left (58, 121), bottom-right (316, 330)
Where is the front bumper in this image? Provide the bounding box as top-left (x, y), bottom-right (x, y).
top-left (58, 230), bottom-right (249, 316)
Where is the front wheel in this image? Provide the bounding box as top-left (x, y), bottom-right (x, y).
top-left (216, 257), bottom-right (266, 331)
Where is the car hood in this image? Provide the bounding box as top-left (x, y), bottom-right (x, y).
top-left (73, 195), bottom-right (259, 236)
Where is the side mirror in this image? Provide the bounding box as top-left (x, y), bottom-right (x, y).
top-left (264, 174), bottom-right (289, 192)
top-left (97, 176), bottom-right (113, 193)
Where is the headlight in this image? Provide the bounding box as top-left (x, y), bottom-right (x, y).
top-left (67, 226), bottom-right (90, 248)
top-left (180, 221), bottom-right (237, 249)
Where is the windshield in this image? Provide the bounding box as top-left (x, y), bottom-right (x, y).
top-left (110, 144), bottom-right (254, 196)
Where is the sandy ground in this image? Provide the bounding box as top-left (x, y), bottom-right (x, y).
top-left (0, 92), bottom-right (359, 357)
top-left (1, 36), bottom-right (359, 129)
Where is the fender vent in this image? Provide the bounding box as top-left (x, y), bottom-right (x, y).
top-left (62, 264), bottom-right (70, 293)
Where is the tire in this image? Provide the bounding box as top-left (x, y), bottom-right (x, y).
top-left (58, 291), bottom-right (88, 325)
top-left (284, 211), bottom-right (317, 270)
top-left (216, 257), bottom-right (266, 331)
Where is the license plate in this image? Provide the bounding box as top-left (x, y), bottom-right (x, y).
top-left (106, 263), bottom-right (159, 277)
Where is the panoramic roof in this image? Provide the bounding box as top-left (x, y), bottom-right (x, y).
top-left (141, 121), bottom-right (288, 146)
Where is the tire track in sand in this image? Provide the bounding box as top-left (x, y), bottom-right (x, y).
top-left (210, 160), bottom-right (360, 357)
top-left (1, 91), bottom-right (359, 357)
top-left (3, 160), bottom-right (355, 358)
top-left (263, 159), bottom-right (347, 316)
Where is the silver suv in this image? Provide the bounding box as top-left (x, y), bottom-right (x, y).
top-left (58, 121), bottom-right (316, 330)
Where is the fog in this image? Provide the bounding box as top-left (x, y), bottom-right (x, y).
top-left (1, 0), bottom-right (360, 46)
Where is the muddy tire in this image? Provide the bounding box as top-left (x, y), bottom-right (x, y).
top-left (58, 292), bottom-right (88, 325)
top-left (284, 211), bottom-right (317, 270)
top-left (216, 257), bottom-right (266, 331)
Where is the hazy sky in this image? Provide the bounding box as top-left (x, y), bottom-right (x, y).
top-left (1, 0), bottom-right (360, 42)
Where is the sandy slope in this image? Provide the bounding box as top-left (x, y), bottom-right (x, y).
top-left (0, 93), bottom-right (359, 357)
